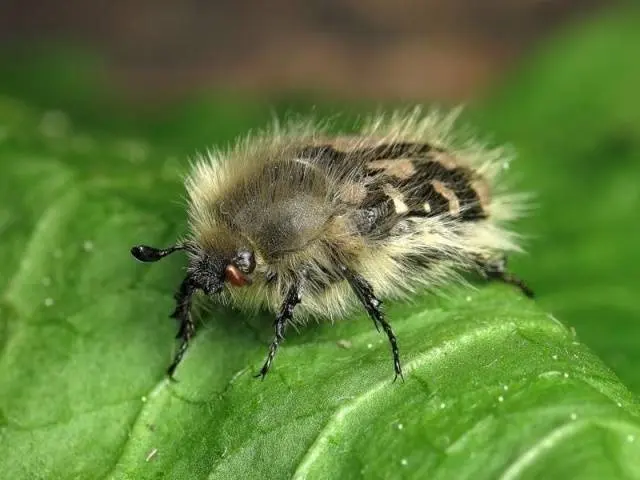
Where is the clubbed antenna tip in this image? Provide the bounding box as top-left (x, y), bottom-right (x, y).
top-left (131, 244), bottom-right (182, 263)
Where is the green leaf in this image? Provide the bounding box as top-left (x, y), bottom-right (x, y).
top-left (0, 101), bottom-right (639, 480)
top-left (471, 6), bottom-right (640, 393)
top-left (2, 8), bottom-right (640, 478)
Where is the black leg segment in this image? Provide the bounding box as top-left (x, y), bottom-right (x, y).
top-left (255, 282), bottom-right (302, 379)
top-left (341, 266), bottom-right (404, 381)
top-left (167, 276), bottom-right (197, 379)
top-left (479, 257), bottom-right (534, 298)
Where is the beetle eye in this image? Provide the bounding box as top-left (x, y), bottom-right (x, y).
top-left (225, 264), bottom-right (250, 287)
top-left (233, 249), bottom-right (256, 274)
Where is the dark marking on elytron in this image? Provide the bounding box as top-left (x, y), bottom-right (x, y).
top-left (404, 182), bottom-right (451, 218)
top-left (297, 142), bottom-right (487, 237)
top-left (364, 164), bottom-right (485, 221)
top-left (298, 142), bottom-right (439, 171)
top-left (387, 157), bottom-right (487, 221)
top-left (354, 142), bottom-right (439, 161)
top-left (343, 142), bottom-right (487, 221)
top-left (298, 145), bottom-right (346, 166)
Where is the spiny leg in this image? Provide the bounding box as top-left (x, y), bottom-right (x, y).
top-left (255, 282), bottom-right (301, 379)
top-left (167, 277), bottom-right (197, 380)
top-left (479, 257), bottom-right (534, 298)
top-left (130, 243), bottom-right (201, 379)
top-left (341, 266), bottom-right (403, 381)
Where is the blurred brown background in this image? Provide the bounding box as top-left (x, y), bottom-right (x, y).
top-left (0, 0), bottom-right (613, 102)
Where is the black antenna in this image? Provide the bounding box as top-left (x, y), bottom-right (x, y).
top-left (130, 244), bottom-right (185, 263)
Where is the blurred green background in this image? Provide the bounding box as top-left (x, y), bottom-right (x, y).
top-left (1, 1), bottom-right (639, 478)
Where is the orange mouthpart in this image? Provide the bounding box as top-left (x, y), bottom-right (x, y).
top-left (225, 264), bottom-right (251, 287)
